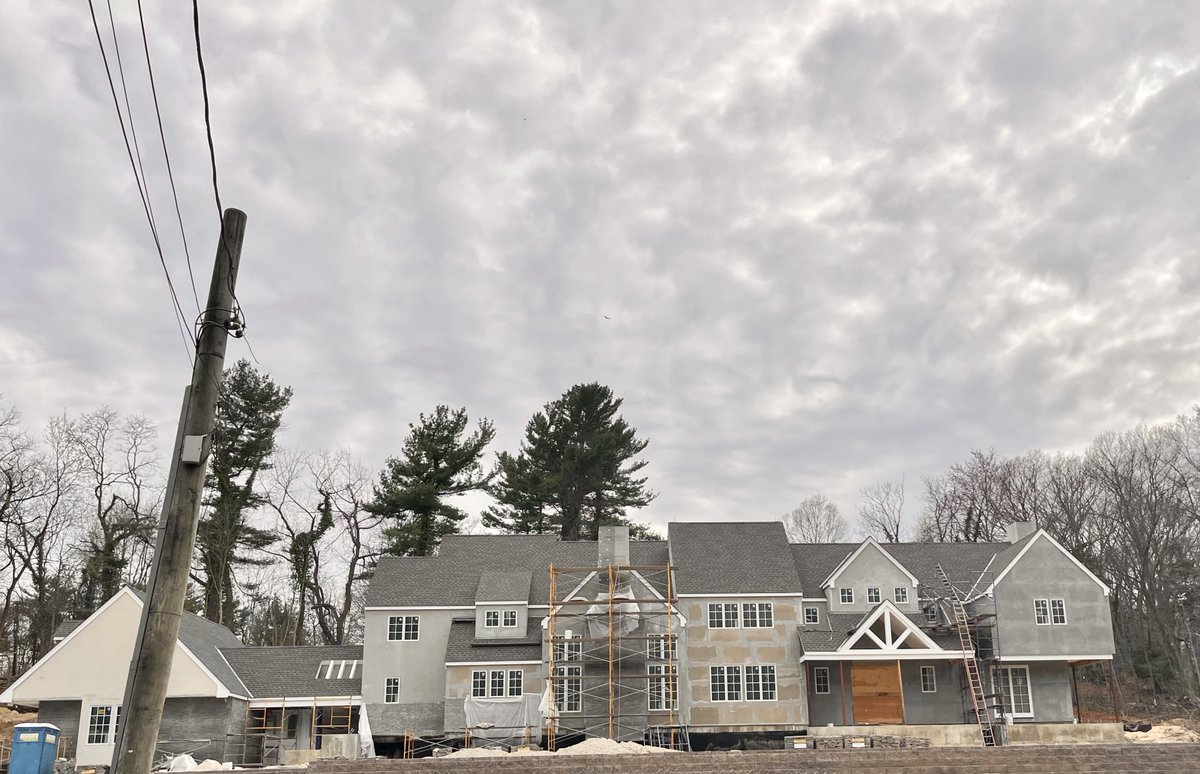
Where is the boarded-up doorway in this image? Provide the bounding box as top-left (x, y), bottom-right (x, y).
top-left (851, 662), bottom-right (904, 724)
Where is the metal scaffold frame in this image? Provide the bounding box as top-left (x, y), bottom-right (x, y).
top-left (545, 563), bottom-right (686, 750)
top-left (924, 567), bottom-right (1007, 746)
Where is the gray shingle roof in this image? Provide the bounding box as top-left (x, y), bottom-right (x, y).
top-left (668, 521), bottom-right (803, 594)
top-left (476, 572), bottom-right (532, 603)
top-left (797, 608), bottom-right (963, 654)
top-left (125, 586), bottom-right (250, 696)
top-left (367, 536), bottom-right (671, 608)
top-left (444, 618), bottom-right (542, 664)
top-left (219, 645), bottom-right (363, 699)
top-left (52, 619), bottom-right (83, 641)
top-left (790, 541), bottom-right (1008, 598)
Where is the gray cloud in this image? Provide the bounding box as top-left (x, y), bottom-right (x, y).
top-left (3, 0), bottom-right (1199, 534)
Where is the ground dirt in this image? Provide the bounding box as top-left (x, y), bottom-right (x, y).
top-left (0, 706), bottom-right (37, 739)
top-left (444, 739), bottom-right (674, 758)
top-left (1124, 717), bottom-right (1200, 744)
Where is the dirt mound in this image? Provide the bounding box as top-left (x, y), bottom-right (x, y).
top-left (0, 706), bottom-right (38, 738)
top-left (1125, 719), bottom-right (1200, 743)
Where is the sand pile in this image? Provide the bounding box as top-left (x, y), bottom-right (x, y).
top-left (0, 706), bottom-right (37, 738)
top-left (1125, 719), bottom-right (1200, 743)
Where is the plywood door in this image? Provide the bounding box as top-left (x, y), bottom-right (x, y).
top-left (851, 662), bottom-right (904, 724)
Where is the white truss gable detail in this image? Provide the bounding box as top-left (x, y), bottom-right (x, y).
top-left (838, 600), bottom-right (948, 653)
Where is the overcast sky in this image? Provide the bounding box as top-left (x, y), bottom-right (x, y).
top-left (3, 1), bottom-right (1199, 535)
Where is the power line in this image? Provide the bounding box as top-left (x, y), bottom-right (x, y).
top-left (87, 0), bottom-right (194, 367)
top-left (134, 0), bottom-right (201, 315)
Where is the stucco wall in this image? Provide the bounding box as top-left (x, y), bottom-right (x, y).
top-left (362, 606), bottom-right (457, 726)
top-left (899, 662), bottom-right (963, 724)
top-left (9, 590), bottom-right (219, 704)
top-left (994, 537), bottom-right (1115, 658)
top-left (474, 604), bottom-right (529, 640)
top-left (806, 661), bottom-right (852, 727)
top-left (1024, 662), bottom-right (1074, 722)
top-left (824, 543), bottom-right (919, 615)
top-left (682, 597), bottom-right (806, 730)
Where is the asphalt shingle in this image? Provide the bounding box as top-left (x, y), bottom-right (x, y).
top-left (790, 541), bottom-right (1008, 598)
top-left (668, 521), bottom-right (803, 594)
top-left (443, 618), bottom-right (542, 664)
top-left (476, 571), bottom-right (532, 603)
top-left (220, 644), bottom-right (363, 699)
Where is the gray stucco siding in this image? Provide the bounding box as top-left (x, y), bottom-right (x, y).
top-left (1015, 662), bottom-right (1074, 722)
top-left (806, 662), bottom-right (852, 726)
top-left (363, 608), bottom-right (457, 722)
top-left (899, 662), bottom-right (963, 724)
top-left (474, 604), bottom-right (529, 639)
top-left (823, 543), bottom-right (919, 615)
top-left (993, 537), bottom-right (1114, 658)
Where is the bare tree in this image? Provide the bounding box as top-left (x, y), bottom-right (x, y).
top-left (858, 476), bottom-right (906, 542)
top-left (782, 494), bottom-right (848, 542)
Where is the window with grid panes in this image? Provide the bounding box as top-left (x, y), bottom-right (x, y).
top-left (388, 614), bottom-right (420, 640)
top-left (894, 586), bottom-right (909, 603)
top-left (385, 677), bottom-right (399, 703)
top-left (804, 606), bottom-right (819, 624)
top-left (867, 587), bottom-right (881, 604)
top-left (813, 667), bottom-right (830, 694)
top-left (707, 602), bottom-right (739, 628)
top-left (648, 664), bottom-right (678, 710)
top-left (920, 666), bottom-right (936, 693)
top-left (709, 665), bottom-right (742, 701)
top-left (1050, 599), bottom-right (1067, 625)
top-left (87, 706), bottom-right (114, 745)
top-left (554, 632), bottom-right (582, 661)
top-left (471, 671), bottom-right (487, 697)
top-left (484, 610), bottom-right (500, 627)
top-left (503, 609), bottom-right (518, 627)
top-left (507, 669), bottom-right (523, 696)
top-left (647, 633), bottom-right (676, 660)
top-left (1034, 599), bottom-right (1050, 625)
top-left (489, 669), bottom-right (506, 697)
top-left (554, 665), bottom-right (582, 712)
top-left (839, 588), bottom-right (854, 604)
top-left (745, 665), bottom-right (777, 700)
top-left (742, 602), bottom-right (773, 628)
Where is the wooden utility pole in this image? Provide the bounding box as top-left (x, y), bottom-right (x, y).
top-left (113, 209), bottom-right (247, 774)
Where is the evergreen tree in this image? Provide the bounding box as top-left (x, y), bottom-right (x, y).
top-left (368, 405), bottom-right (495, 556)
top-left (487, 383), bottom-right (656, 540)
top-left (196, 360), bottom-right (293, 628)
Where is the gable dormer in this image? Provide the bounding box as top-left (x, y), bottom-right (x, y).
top-left (821, 538), bottom-right (919, 613)
top-left (474, 571), bottom-right (532, 639)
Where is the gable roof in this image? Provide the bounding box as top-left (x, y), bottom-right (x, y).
top-left (797, 603), bottom-right (962, 656)
top-left (367, 536), bottom-right (670, 608)
top-left (791, 541), bottom-right (1006, 597)
top-left (668, 521), bottom-right (803, 595)
top-left (819, 538), bottom-right (920, 589)
top-left (51, 619), bottom-right (83, 641)
top-left (444, 618), bottom-right (542, 664)
top-left (983, 529), bottom-right (1110, 597)
top-left (219, 645), bottom-right (362, 700)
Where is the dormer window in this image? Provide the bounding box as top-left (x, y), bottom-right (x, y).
top-left (484, 610), bottom-right (500, 628)
top-left (503, 610), bottom-right (518, 627)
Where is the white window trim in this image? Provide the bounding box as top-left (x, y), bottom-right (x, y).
top-left (1050, 598), bottom-right (1067, 625)
top-left (813, 666), bottom-right (830, 695)
top-left (507, 669), bottom-right (524, 697)
top-left (745, 664), bottom-right (778, 702)
top-left (1000, 665), bottom-right (1035, 719)
top-left (470, 670), bottom-right (487, 698)
top-left (742, 602), bottom-right (774, 628)
top-left (839, 588), bottom-right (854, 605)
top-left (1033, 599), bottom-right (1050, 626)
top-left (707, 602), bottom-right (740, 628)
top-left (502, 609), bottom-right (519, 628)
top-left (920, 665), bottom-right (937, 693)
top-left (894, 587), bottom-right (910, 603)
top-left (647, 664), bottom-right (679, 711)
top-left (820, 537), bottom-right (920, 589)
top-left (388, 614), bottom-right (420, 641)
top-left (867, 587), bottom-right (882, 604)
top-left (804, 606), bottom-right (820, 625)
top-left (85, 704), bottom-right (119, 745)
top-left (553, 665), bottom-right (582, 713)
top-left (483, 610), bottom-right (500, 628)
top-left (384, 677), bottom-right (400, 703)
top-left (709, 665), bottom-right (743, 702)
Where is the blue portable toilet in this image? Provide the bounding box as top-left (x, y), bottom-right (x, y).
top-left (9, 722), bottom-right (59, 774)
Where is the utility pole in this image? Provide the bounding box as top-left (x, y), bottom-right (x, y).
top-left (113, 209), bottom-right (247, 774)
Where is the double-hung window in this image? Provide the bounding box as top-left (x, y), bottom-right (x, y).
top-left (471, 671), bottom-right (488, 698)
top-left (708, 602), bottom-right (739, 628)
top-left (745, 665), bottom-right (777, 701)
top-left (925, 605), bottom-right (940, 624)
top-left (87, 705), bottom-right (118, 745)
top-left (804, 606), bottom-right (820, 624)
top-left (647, 633), bottom-right (677, 661)
top-left (484, 610), bottom-right (500, 628)
top-left (1000, 666), bottom-right (1033, 718)
top-left (507, 669), bottom-right (523, 696)
top-left (489, 669), bottom-right (507, 697)
top-left (554, 632), bottom-right (582, 662)
top-left (388, 614), bottom-right (420, 640)
top-left (813, 666), bottom-right (830, 694)
top-left (385, 677), bottom-right (400, 703)
top-left (920, 666), bottom-right (937, 693)
top-left (742, 602), bottom-right (773, 628)
top-left (894, 587), bottom-right (909, 603)
top-left (554, 665), bottom-right (582, 712)
top-left (1050, 599), bottom-right (1067, 625)
top-left (867, 587), bottom-right (882, 604)
top-left (1033, 599), bottom-right (1050, 626)
top-left (648, 664), bottom-right (678, 710)
top-left (839, 588), bottom-right (854, 604)
top-left (709, 666), bottom-right (743, 701)
top-left (503, 609), bottom-right (519, 627)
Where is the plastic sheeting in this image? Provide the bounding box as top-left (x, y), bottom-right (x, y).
top-left (464, 693), bottom-right (543, 740)
top-left (585, 585), bottom-right (642, 638)
top-left (359, 704), bottom-right (376, 758)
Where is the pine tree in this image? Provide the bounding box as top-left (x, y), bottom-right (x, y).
top-left (197, 360), bottom-right (293, 628)
top-left (487, 383), bottom-right (656, 540)
top-left (368, 405), bottom-right (495, 556)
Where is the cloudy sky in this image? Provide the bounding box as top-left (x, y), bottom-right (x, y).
top-left (3, 1), bottom-right (1199, 535)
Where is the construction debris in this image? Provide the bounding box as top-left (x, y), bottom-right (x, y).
top-left (1124, 719), bottom-right (1200, 743)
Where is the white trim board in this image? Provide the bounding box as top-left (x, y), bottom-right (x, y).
top-left (800, 652), bottom-right (967, 662)
top-left (835, 600), bottom-right (947, 654)
top-left (445, 660), bottom-right (542, 667)
top-left (248, 695), bottom-right (362, 708)
top-left (365, 605), bottom-right (474, 611)
top-left (982, 530), bottom-right (1110, 597)
top-left (677, 593), bottom-right (806, 599)
top-left (997, 655), bottom-right (1113, 662)
top-left (820, 538), bottom-right (919, 589)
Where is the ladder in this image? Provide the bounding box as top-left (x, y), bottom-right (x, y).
top-left (646, 725), bottom-right (691, 751)
top-left (935, 564), bottom-right (1000, 747)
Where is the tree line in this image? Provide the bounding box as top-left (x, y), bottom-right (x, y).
top-left (0, 368), bottom-right (656, 673)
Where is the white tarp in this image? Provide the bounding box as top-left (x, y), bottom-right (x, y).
top-left (358, 704), bottom-right (375, 758)
top-left (464, 693), bottom-right (543, 740)
top-left (585, 585), bottom-right (642, 638)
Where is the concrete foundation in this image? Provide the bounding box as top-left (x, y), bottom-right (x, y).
top-left (1008, 722), bottom-right (1124, 745)
top-left (807, 722), bottom-right (1125, 747)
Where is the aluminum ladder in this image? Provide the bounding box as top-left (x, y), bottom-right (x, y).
top-left (935, 563), bottom-right (1000, 747)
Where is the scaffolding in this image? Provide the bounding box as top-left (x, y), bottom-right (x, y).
top-left (310, 698), bottom-right (355, 750)
top-left (545, 562), bottom-right (686, 750)
top-left (922, 567), bottom-right (1007, 746)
